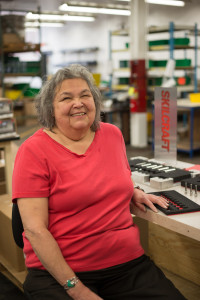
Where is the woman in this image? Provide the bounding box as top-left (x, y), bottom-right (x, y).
top-left (12, 64), bottom-right (186, 300)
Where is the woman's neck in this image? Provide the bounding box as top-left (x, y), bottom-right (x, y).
top-left (43, 127), bottom-right (95, 155)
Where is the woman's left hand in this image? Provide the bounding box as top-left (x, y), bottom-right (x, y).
top-left (131, 188), bottom-right (169, 213)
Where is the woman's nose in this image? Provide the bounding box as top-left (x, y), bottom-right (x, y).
top-left (73, 98), bottom-right (83, 107)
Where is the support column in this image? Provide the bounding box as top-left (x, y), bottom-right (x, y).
top-left (129, 0), bottom-right (148, 147)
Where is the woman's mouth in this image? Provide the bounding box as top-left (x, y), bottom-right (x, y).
top-left (71, 112), bottom-right (86, 117)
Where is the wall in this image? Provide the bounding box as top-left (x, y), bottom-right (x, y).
top-left (147, 1), bottom-right (200, 27)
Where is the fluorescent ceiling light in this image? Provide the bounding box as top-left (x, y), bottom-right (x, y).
top-left (25, 21), bottom-right (64, 28)
top-left (1, 10), bottom-right (27, 15)
top-left (59, 4), bottom-right (130, 16)
top-left (26, 12), bottom-right (64, 21)
top-left (63, 15), bottom-right (95, 21)
top-left (145, 0), bottom-right (185, 6)
top-left (26, 12), bottom-right (95, 22)
top-left (116, 0), bottom-right (185, 6)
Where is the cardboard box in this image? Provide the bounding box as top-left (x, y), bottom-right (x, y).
top-left (3, 33), bottom-right (24, 45)
top-left (0, 194), bottom-right (26, 272)
top-left (24, 98), bottom-right (38, 126)
top-left (2, 15), bottom-right (25, 44)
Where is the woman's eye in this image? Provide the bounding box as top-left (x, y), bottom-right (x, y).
top-left (81, 94), bottom-right (90, 98)
top-left (63, 97), bottom-right (71, 101)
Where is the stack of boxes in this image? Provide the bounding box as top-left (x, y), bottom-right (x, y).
top-left (1, 14), bottom-right (25, 46)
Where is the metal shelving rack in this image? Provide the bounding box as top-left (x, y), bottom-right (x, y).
top-left (148, 22), bottom-right (199, 94)
top-left (0, 7), bottom-right (46, 98)
top-left (55, 47), bottom-right (99, 71)
top-left (149, 22), bottom-right (200, 158)
top-left (110, 23), bottom-right (199, 95)
top-left (109, 29), bottom-right (130, 93)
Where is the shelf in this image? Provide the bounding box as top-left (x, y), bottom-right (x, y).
top-left (0, 13), bottom-right (45, 100)
top-left (176, 67), bottom-right (197, 70)
top-left (177, 140), bottom-right (200, 151)
top-left (149, 66), bottom-right (195, 71)
top-left (2, 43), bottom-right (40, 54)
top-left (177, 104), bottom-right (200, 157)
top-left (113, 68), bottom-right (130, 72)
top-left (111, 29), bottom-right (129, 36)
top-left (112, 85), bottom-right (129, 91)
top-left (4, 72), bottom-right (41, 77)
top-left (177, 99), bottom-right (200, 107)
top-left (110, 23), bottom-right (199, 98)
top-left (112, 49), bottom-right (129, 53)
top-left (148, 23), bottom-right (199, 94)
top-left (148, 25), bottom-right (200, 35)
top-left (61, 47), bottom-right (99, 54)
top-left (149, 45), bottom-right (199, 51)
top-left (148, 70), bottom-right (192, 77)
top-left (148, 85), bottom-right (195, 93)
top-left (56, 47), bottom-right (99, 71)
top-left (109, 28), bottom-right (131, 90)
top-left (0, 113), bottom-right (13, 120)
top-left (55, 61), bottom-right (97, 68)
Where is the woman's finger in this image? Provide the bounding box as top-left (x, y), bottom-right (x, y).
top-left (135, 202), bottom-right (147, 212)
top-left (148, 194), bottom-right (169, 208)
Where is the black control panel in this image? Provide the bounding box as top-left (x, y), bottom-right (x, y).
top-left (129, 158), bottom-right (192, 182)
top-left (149, 190), bottom-right (200, 215)
top-left (181, 177), bottom-right (200, 191)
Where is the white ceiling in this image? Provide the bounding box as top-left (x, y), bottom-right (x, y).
top-left (0, 0), bottom-right (197, 14)
top-left (0, 0), bottom-right (129, 12)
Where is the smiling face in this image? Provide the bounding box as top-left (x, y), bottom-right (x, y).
top-left (53, 78), bottom-right (96, 139)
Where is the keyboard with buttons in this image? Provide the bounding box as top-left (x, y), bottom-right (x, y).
top-left (149, 190), bottom-right (200, 215)
top-left (129, 158), bottom-right (192, 182)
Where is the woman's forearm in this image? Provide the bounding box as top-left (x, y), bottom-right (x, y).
top-left (25, 227), bottom-right (75, 286)
top-left (25, 228), bottom-right (103, 300)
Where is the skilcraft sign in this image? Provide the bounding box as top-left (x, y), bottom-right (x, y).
top-left (154, 87), bottom-right (177, 162)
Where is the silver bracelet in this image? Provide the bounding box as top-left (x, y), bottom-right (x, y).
top-left (134, 185), bottom-right (145, 192)
top-left (63, 276), bottom-right (79, 290)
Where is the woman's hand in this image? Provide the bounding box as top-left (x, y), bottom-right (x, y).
top-left (131, 188), bottom-right (169, 213)
top-left (67, 281), bottom-right (103, 300)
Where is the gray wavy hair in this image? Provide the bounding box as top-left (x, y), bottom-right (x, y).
top-left (35, 64), bottom-right (102, 131)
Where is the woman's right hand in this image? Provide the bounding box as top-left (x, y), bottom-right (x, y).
top-left (66, 281), bottom-right (103, 300)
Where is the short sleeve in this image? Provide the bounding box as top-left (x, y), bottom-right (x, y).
top-left (12, 143), bottom-right (50, 202)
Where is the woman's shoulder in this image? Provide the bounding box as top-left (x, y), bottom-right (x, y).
top-left (18, 128), bottom-right (45, 151)
top-left (99, 122), bottom-right (122, 136)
